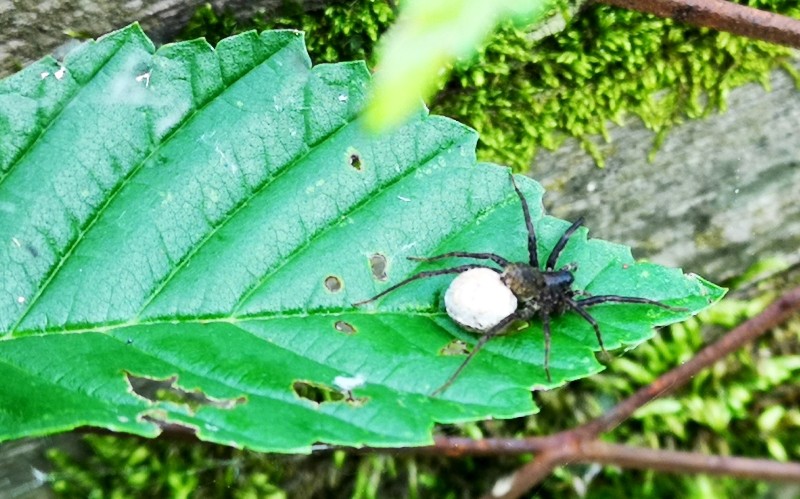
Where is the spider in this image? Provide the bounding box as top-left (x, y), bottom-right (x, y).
top-left (354, 174), bottom-right (687, 396)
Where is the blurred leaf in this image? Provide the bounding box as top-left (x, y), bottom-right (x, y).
top-left (766, 437), bottom-right (789, 462)
top-left (633, 398), bottom-right (682, 418)
top-left (758, 406), bottom-right (786, 432)
top-left (364, 0), bottom-right (558, 130)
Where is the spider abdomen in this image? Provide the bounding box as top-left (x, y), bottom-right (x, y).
top-left (500, 263), bottom-right (547, 301)
top-left (502, 264), bottom-right (575, 317)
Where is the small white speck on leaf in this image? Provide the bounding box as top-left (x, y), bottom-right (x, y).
top-left (11, 237), bottom-right (21, 247)
top-left (40, 71), bottom-right (50, 79)
top-left (135, 71), bottom-right (151, 87)
top-left (397, 196), bottom-right (411, 202)
top-left (338, 94), bottom-right (348, 102)
top-left (17, 296), bottom-right (26, 304)
top-left (54, 67), bottom-right (66, 80)
top-left (333, 374), bottom-right (366, 391)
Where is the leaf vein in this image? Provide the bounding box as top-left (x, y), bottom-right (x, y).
top-left (9, 37), bottom-right (299, 334)
top-left (230, 130), bottom-right (477, 315)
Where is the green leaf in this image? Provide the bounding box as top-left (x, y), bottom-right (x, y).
top-left (0, 24), bottom-right (724, 452)
top-left (364, 0), bottom-right (558, 130)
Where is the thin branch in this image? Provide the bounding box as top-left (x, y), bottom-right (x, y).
top-left (484, 449), bottom-right (569, 499)
top-left (488, 442), bottom-right (800, 499)
top-left (580, 442), bottom-right (800, 481)
top-left (595, 0), bottom-right (800, 48)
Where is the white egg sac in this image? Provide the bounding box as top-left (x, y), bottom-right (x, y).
top-left (444, 267), bottom-right (518, 332)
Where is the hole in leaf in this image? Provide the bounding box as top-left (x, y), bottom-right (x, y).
top-left (334, 321), bottom-right (356, 334)
top-left (324, 275), bottom-right (342, 292)
top-left (369, 253), bottom-right (387, 281)
top-left (126, 372), bottom-right (244, 413)
top-left (140, 411), bottom-right (200, 437)
top-left (293, 380), bottom-right (346, 404)
top-left (333, 374), bottom-right (368, 405)
top-left (440, 339), bottom-right (469, 356)
top-left (25, 243), bottom-right (38, 258)
top-left (347, 148), bottom-right (362, 170)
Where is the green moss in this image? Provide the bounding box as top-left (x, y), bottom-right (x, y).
top-left (180, 1), bottom-right (395, 64)
top-left (181, 0), bottom-right (798, 170)
top-left (48, 435), bottom-right (289, 498)
top-left (442, 3), bottom-right (799, 168)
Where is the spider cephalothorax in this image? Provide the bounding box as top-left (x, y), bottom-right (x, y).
top-left (354, 174), bottom-right (686, 395)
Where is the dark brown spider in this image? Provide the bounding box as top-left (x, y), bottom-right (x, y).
top-left (354, 174), bottom-right (687, 396)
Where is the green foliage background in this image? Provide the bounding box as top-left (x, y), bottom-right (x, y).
top-left (44, 0), bottom-right (800, 497)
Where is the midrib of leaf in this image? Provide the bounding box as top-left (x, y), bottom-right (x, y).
top-left (22, 310), bottom-right (446, 336)
top-left (135, 107), bottom-right (358, 319)
top-left (0, 37), bottom-right (127, 186)
top-left (9, 35), bottom-right (300, 334)
top-left (0, 328), bottom-right (404, 442)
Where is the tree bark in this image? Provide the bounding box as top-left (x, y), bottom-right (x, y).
top-left (531, 63), bottom-right (800, 283)
top-left (0, 0), bottom-right (324, 77)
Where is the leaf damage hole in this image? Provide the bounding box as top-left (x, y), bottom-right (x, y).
top-left (125, 372), bottom-right (245, 414)
top-left (347, 148), bottom-right (363, 170)
top-left (334, 320), bottom-right (356, 334)
top-left (369, 253), bottom-right (388, 281)
top-left (292, 380), bottom-right (344, 404)
top-left (293, 378), bottom-right (368, 406)
top-left (324, 275), bottom-right (343, 292)
top-left (140, 411), bottom-right (200, 437)
top-left (25, 243), bottom-right (38, 258)
top-left (440, 339), bottom-right (470, 356)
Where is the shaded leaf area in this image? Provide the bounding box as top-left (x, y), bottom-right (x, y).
top-left (0, 25), bottom-right (724, 451)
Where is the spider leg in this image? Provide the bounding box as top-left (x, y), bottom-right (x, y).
top-left (509, 174), bottom-right (539, 269)
top-left (408, 251), bottom-right (510, 268)
top-left (431, 310), bottom-right (521, 396)
top-left (352, 264), bottom-right (497, 306)
top-left (542, 313), bottom-right (553, 382)
top-left (566, 298), bottom-right (610, 359)
top-left (576, 295), bottom-right (689, 312)
top-left (545, 217), bottom-right (585, 271)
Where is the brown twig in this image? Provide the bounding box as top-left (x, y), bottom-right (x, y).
top-left (595, 0), bottom-right (800, 48)
top-left (488, 441), bottom-right (800, 499)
